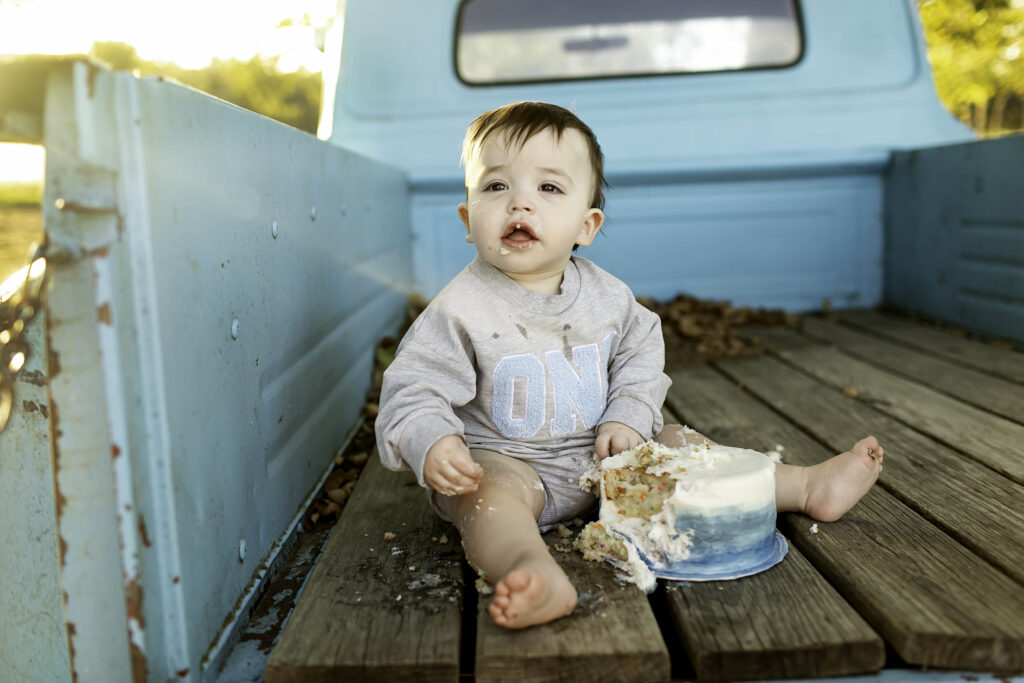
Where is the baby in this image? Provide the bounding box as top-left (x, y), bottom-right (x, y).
top-left (375, 101), bottom-right (883, 629)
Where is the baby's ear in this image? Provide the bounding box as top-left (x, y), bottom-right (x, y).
top-left (576, 208), bottom-right (605, 247)
top-left (457, 202), bottom-right (473, 243)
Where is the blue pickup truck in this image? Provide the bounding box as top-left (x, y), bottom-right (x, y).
top-left (1, 1), bottom-right (1021, 681)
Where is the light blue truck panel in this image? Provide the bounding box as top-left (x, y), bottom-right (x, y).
top-left (412, 174), bottom-right (884, 309)
top-left (111, 71), bottom-right (411, 677)
top-left (886, 135), bottom-right (1024, 342)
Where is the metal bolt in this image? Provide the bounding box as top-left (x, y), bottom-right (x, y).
top-left (231, 318), bottom-right (239, 340)
top-left (271, 220), bottom-right (279, 239)
top-left (238, 539), bottom-right (246, 562)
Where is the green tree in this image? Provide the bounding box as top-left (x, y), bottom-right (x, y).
top-left (89, 41), bottom-right (322, 135)
top-left (920, 0), bottom-right (1024, 134)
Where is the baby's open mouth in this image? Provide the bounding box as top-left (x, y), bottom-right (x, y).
top-left (501, 222), bottom-right (537, 250)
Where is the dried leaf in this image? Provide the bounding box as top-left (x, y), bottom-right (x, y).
top-left (375, 341), bottom-right (398, 370)
top-left (678, 317), bottom-right (703, 338)
top-left (326, 487), bottom-right (350, 505)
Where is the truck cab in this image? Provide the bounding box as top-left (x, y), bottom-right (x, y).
top-left (328, 0), bottom-right (970, 309)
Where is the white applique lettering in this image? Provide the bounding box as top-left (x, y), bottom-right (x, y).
top-left (491, 335), bottom-right (613, 439)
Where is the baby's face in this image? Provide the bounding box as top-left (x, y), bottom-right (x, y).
top-left (458, 127), bottom-right (604, 291)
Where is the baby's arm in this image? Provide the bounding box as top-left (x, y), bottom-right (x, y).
top-left (598, 298), bottom-right (672, 453)
top-left (424, 434), bottom-right (483, 496)
top-left (375, 307), bottom-right (478, 488)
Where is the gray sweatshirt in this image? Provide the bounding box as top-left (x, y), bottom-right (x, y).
top-left (376, 255), bottom-right (671, 487)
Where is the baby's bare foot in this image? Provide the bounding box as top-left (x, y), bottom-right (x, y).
top-left (804, 436), bottom-right (884, 522)
top-left (488, 564), bottom-right (577, 629)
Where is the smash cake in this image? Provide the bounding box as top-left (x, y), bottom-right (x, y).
top-left (575, 439), bottom-right (787, 591)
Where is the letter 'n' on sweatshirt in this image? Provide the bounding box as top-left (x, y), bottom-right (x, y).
top-left (546, 344), bottom-right (604, 436)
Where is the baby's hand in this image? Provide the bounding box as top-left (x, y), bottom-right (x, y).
top-left (424, 434), bottom-right (483, 496)
top-left (595, 421), bottom-right (645, 459)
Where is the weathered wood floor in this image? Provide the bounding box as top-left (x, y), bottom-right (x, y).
top-left (265, 309), bottom-right (1024, 682)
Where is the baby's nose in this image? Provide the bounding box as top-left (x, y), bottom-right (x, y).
top-left (509, 194), bottom-right (534, 212)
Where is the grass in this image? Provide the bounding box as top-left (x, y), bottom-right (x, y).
top-left (0, 181), bottom-right (43, 206)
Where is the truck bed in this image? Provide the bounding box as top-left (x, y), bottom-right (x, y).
top-left (3, 53), bottom-right (1020, 682)
top-left (246, 308), bottom-right (1024, 683)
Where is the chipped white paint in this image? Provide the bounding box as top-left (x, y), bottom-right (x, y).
top-left (0, 302), bottom-right (71, 683)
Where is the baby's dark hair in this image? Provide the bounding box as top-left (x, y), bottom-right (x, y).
top-left (461, 101), bottom-right (607, 211)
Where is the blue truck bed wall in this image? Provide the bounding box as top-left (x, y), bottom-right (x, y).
top-left (0, 1), bottom-right (1019, 681)
top-left (886, 136), bottom-right (1024, 342)
top-left (0, 59), bottom-right (411, 682)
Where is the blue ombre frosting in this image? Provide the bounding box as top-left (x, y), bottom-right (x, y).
top-left (640, 504), bottom-right (787, 581)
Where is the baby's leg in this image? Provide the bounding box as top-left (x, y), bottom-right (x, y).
top-left (657, 424), bottom-right (883, 522)
top-left (775, 436), bottom-right (884, 522)
top-left (435, 450), bottom-right (577, 629)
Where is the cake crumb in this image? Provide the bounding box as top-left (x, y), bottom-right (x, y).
top-left (439, 534), bottom-right (448, 544)
top-left (810, 523), bottom-right (819, 534)
top-left (555, 524), bottom-right (573, 538)
top-left (383, 531), bottom-right (396, 541)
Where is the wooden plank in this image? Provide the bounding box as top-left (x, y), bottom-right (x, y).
top-left (474, 530), bottom-right (670, 683)
top-left (664, 543), bottom-right (883, 681)
top-left (748, 326), bottom-right (1024, 485)
top-left (700, 348), bottom-right (1024, 586)
top-left (840, 309), bottom-right (1024, 384)
top-left (265, 454), bottom-right (464, 683)
top-left (801, 316), bottom-right (1024, 423)
top-left (655, 403), bottom-right (883, 680)
top-left (664, 361), bottom-right (1024, 670)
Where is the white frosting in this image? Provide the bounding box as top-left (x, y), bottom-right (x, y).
top-left (618, 539), bottom-right (658, 592)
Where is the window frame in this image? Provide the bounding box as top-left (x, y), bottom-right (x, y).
top-left (452, 0), bottom-right (807, 87)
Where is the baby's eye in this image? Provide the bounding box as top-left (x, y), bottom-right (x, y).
top-left (484, 181), bottom-right (508, 192)
top-left (540, 183), bottom-right (562, 194)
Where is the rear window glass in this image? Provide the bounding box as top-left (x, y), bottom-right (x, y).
top-left (456, 0), bottom-right (803, 85)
